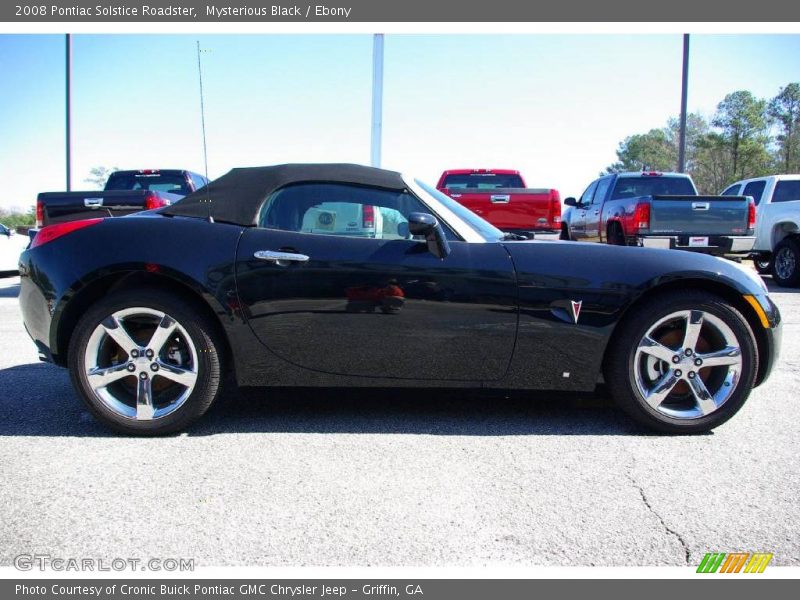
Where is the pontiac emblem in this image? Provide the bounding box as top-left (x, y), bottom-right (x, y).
top-left (569, 300), bottom-right (583, 324)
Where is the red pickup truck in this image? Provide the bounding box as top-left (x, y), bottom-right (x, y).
top-left (561, 172), bottom-right (755, 256)
top-left (436, 169), bottom-right (561, 238)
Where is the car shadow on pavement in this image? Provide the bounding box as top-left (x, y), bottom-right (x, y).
top-left (0, 362), bottom-right (655, 438)
top-left (765, 277), bottom-right (800, 294)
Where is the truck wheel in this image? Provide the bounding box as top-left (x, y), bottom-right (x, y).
top-left (607, 223), bottom-right (625, 246)
top-left (754, 256), bottom-right (773, 275)
top-left (560, 225), bottom-right (571, 241)
top-left (771, 237), bottom-right (800, 287)
top-left (604, 290), bottom-right (757, 434)
top-left (68, 288), bottom-right (223, 435)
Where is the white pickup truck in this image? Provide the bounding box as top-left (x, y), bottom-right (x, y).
top-left (722, 174), bottom-right (800, 286)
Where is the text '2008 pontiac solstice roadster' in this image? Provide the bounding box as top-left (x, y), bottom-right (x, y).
top-left (18, 164), bottom-right (781, 435)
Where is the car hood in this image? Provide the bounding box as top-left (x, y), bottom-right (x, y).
top-left (502, 239), bottom-right (767, 299)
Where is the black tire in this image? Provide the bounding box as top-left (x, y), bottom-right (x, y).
top-left (771, 237), bottom-right (800, 287)
top-left (68, 288), bottom-right (223, 435)
top-left (606, 223), bottom-right (625, 246)
top-left (754, 256), bottom-right (773, 275)
top-left (753, 254), bottom-right (772, 275)
top-left (560, 225), bottom-right (571, 241)
top-left (604, 290), bottom-right (757, 434)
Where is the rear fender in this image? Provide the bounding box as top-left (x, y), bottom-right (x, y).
top-left (51, 264), bottom-right (234, 366)
top-left (771, 221), bottom-right (799, 249)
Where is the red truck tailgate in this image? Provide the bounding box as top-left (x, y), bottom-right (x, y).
top-left (445, 188), bottom-right (561, 231)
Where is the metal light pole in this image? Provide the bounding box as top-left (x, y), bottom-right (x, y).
top-left (677, 34), bottom-right (690, 173)
top-left (370, 34), bottom-right (384, 168)
top-left (66, 34), bottom-right (72, 191)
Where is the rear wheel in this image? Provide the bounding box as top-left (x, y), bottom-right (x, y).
top-left (604, 290), bottom-right (757, 434)
top-left (771, 237), bottom-right (800, 287)
top-left (606, 223), bottom-right (625, 246)
top-left (754, 255), bottom-right (773, 275)
top-left (68, 289), bottom-right (223, 435)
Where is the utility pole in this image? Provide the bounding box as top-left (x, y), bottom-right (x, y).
top-left (66, 34), bottom-right (72, 190)
top-left (370, 33), bottom-right (384, 168)
top-left (678, 34), bottom-right (690, 173)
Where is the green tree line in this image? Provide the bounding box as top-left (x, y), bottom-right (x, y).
top-left (0, 207), bottom-right (35, 229)
top-left (605, 83), bottom-right (800, 193)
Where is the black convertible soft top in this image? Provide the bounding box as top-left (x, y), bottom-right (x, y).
top-left (161, 163), bottom-right (407, 226)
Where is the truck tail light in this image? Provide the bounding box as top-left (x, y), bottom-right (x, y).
top-left (363, 205), bottom-right (375, 229)
top-left (30, 218), bottom-right (103, 249)
top-left (634, 201), bottom-right (651, 231)
top-left (550, 190), bottom-right (562, 225)
top-left (144, 192), bottom-right (168, 210)
top-left (36, 199), bottom-right (44, 228)
top-left (747, 198), bottom-right (756, 232)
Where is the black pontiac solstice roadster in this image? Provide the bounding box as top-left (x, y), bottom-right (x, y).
top-left (18, 164), bottom-right (781, 435)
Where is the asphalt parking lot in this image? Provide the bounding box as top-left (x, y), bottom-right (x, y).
top-left (0, 270), bottom-right (798, 568)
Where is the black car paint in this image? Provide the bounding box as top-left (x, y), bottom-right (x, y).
top-left (18, 212), bottom-right (780, 394)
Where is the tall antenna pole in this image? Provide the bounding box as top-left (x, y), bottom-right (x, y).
top-left (370, 34), bottom-right (384, 168)
top-left (678, 34), bottom-right (690, 173)
top-left (66, 34), bottom-right (72, 191)
top-left (196, 40), bottom-right (210, 184)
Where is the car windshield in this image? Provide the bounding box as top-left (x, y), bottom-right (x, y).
top-left (415, 179), bottom-right (505, 242)
top-left (442, 173), bottom-right (524, 189)
top-left (611, 176), bottom-right (696, 199)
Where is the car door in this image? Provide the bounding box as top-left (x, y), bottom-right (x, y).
top-left (584, 176), bottom-right (612, 242)
top-left (569, 180), bottom-right (598, 240)
top-left (234, 182), bottom-right (518, 382)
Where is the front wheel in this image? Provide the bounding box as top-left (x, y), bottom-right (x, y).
top-left (68, 288), bottom-right (223, 435)
top-left (771, 237), bottom-right (800, 287)
top-left (604, 291), bottom-right (757, 434)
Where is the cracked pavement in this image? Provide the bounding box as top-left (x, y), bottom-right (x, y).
top-left (0, 272), bottom-right (798, 567)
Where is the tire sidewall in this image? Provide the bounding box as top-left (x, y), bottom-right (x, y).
top-left (771, 238), bottom-right (800, 287)
top-left (754, 258), bottom-right (772, 275)
top-left (608, 292), bottom-right (758, 434)
top-left (68, 289), bottom-right (221, 435)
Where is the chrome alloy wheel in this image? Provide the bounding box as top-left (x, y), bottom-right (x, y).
top-left (83, 307), bottom-right (198, 421)
top-left (633, 310), bottom-right (743, 419)
top-left (775, 246), bottom-right (796, 280)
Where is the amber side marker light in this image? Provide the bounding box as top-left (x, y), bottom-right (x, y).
top-left (743, 295), bottom-right (770, 329)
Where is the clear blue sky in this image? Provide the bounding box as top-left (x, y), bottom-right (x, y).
top-left (1, 33), bottom-right (798, 211)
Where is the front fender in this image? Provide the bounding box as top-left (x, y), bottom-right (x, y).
top-left (499, 240), bottom-right (771, 391)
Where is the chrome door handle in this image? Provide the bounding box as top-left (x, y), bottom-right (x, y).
top-left (84, 198), bottom-right (104, 208)
top-left (254, 250), bottom-right (310, 264)
top-left (490, 194), bottom-right (510, 203)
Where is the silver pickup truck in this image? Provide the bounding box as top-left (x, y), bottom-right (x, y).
top-left (561, 172), bottom-right (756, 257)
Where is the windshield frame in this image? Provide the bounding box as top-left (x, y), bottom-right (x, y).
top-left (405, 177), bottom-right (505, 243)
